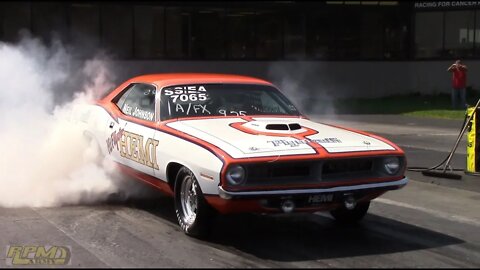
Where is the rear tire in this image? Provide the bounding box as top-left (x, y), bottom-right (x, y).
top-left (330, 201), bottom-right (370, 223)
top-left (174, 167), bottom-right (215, 238)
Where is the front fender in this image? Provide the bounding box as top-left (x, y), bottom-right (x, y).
top-left (155, 131), bottom-right (225, 195)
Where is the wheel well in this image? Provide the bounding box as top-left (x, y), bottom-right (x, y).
top-left (166, 162), bottom-right (184, 189)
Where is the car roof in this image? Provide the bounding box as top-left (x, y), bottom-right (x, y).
top-left (126, 73), bottom-right (275, 88)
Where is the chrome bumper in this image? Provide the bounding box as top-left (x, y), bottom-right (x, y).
top-left (218, 177), bottom-right (408, 199)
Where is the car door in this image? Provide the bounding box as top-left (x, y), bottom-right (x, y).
top-left (108, 83), bottom-right (159, 177)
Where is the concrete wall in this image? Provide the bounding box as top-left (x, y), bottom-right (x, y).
top-left (113, 60), bottom-right (478, 99)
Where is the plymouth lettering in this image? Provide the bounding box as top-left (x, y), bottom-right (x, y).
top-left (267, 138), bottom-right (342, 147)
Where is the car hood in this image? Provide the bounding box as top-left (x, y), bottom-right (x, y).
top-left (166, 117), bottom-right (398, 159)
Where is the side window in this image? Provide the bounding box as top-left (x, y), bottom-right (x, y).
top-left (114, 84), bottom-right (135, 110)
top-left (114, 83), bottom-right (156, 122)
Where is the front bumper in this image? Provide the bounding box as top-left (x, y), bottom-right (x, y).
top-left (218, 177), bottom-right (408, 199)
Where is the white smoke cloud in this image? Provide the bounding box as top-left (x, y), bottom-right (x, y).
top-left (268, 62), bottom-right (337, 116)
top-left (0, 34), bottom-right (121, 207)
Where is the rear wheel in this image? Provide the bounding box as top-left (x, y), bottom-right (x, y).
top-left (174, 167), bottom-right (215, 238)
top-left (330, 201), bottom-right (370, 223)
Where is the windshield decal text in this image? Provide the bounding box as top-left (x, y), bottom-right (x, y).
top-left (164, 85), bottom-right (208, 103)
top-left (175, 103), bottom-right (211, 115)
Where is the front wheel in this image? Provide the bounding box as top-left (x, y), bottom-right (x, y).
top-left (174, 167), bottom-right (215, 238)
top-left (329, 201), bottom-right (370, 223)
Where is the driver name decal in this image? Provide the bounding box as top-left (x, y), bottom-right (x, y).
top-left (123, 103), bottom-right (154, 121)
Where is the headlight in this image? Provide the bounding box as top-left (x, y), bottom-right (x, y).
top-left (383, 157), bottom-right (400, 175)
top-left (226, 165), bottom-right (246, 186)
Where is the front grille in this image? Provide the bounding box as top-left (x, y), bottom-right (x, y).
top-left (270, 164), bottom-right (310, 177)
top-left (323, 159), bottom-right (373, 175)
top-left (237, 157), bottom-right (403, 188)
top-left (246, 163), bottom-right (312, 185)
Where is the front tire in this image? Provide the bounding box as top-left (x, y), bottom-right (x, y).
top-left (330, 201), bottom-right (370, 223)
top-left (174, 167), bottom-right (215, 238)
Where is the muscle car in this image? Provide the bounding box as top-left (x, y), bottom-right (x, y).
top-left (73, 73), bottom-right (408, 237)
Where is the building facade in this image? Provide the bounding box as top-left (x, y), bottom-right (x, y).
top-left (1, 1), bottom-right (480, 98)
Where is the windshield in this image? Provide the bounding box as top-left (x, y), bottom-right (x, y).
top-left (160, 84), bottom-right (300, 120)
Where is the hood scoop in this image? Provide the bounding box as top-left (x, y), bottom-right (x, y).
top-left (242, 120), bottom-right (306, 134)
top-left (266, 123), bottom-right (302, 131)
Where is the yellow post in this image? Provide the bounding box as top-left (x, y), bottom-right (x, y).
top-left (466, 107), bottom-right (477, 172)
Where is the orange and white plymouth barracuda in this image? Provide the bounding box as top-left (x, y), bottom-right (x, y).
top-left (74, 73), bottom-right (407, 237)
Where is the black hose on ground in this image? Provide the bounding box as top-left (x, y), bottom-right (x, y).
top-left (407, 155), bottom-right (450, 172)
top-left (404, 100), bottom-right (480, 178)
top-left (407, 156), bottom-right (465, 172)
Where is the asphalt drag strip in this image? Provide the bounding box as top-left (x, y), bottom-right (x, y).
top-left (1, 114), bottom-right (480, 268)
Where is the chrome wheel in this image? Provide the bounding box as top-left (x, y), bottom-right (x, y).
top-left (180, 174), bottom-right (198, 225)
top-left (174, 166), bottom-right (216, 238)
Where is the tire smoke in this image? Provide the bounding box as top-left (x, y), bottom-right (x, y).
top-left (268, 62), bottom-right (337, 116)
top-left (0, 34), bottom-right (120, 207)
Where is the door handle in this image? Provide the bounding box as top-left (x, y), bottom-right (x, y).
top-left (109, 122), bottom-right (115, 128)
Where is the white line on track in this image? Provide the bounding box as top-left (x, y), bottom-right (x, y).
top-left (374, 198), bottom-right (480, 227)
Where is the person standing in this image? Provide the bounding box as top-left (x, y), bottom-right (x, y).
top-left (447, 60), bottom-right (468, 109)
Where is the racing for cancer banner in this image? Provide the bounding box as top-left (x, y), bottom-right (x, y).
top-left (414, 1), bottom-right (480, 10)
